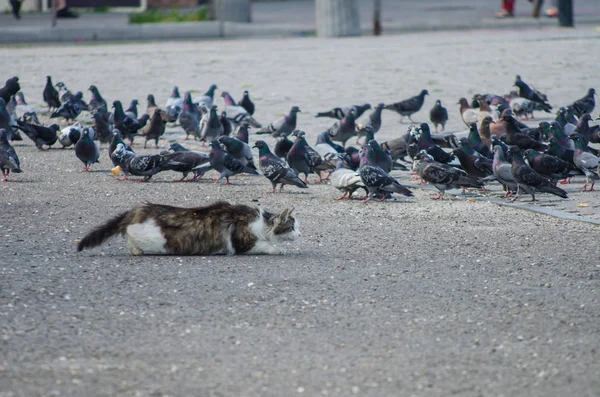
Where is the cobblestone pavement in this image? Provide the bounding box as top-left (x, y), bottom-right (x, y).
top-left (0, 28), bottom-right (599, 397)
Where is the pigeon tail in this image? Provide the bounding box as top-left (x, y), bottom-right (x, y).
top-left (77, 211), bottom-right (128, 252)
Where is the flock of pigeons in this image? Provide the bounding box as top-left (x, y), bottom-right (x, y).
top-left (0, 74), bottom-right (598, 203)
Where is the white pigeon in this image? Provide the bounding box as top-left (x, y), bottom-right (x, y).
top-left (330, 161), bottom-right (366, 200)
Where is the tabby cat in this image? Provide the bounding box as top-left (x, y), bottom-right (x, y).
top-left (77, 201), bottom-right (300, 255)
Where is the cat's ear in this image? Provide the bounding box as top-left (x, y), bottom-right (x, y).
top-left (277, 208), bottom-right (291, 223)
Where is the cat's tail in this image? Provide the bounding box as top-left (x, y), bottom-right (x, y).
top-left (77, 211), bottom-right (129, 252)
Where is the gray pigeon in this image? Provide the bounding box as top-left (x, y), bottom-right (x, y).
top-left (208, 140), bottom-right (259, 184)
top-left (507, 146), bottom-right (568, 201)
top-left (253, 140), bottom-right (307, 193)
top-left (16, 121), bottom-right (59, 150)
top-left (0, 128), bottom-right (22, 181)
top-left (569, 88), bottom-right (595, 118)
top-left (218, 135), bottom-right (256, 169)
top-left (0, 98), bottom-right (18, 141)
top-left (158, 150), bottom-right (212, 181)
top-left (200, 105), bottom-right (224, 143)
top-left (112, 143), bottom-right (167, 182)
top-left (356, 103), bottom-right (384, 143)
top-left (429, 99), bottom-right (448, 133)
top-left (75, 128), bottom-right (100, 172)
top-left (315, 103), bottom-right (371, 120)
top-left (492, 145), bottom-right (518, 198)
top-left (43, 76), bottom-right (61, 111)
top-left (571, 134), bottom-right (599, 191)
top-left (220, 92), bottom-right (262, 128)
top-left (92, 112), bottom-right (113, 146)
top-left (359, 144), bottom-right (413, 202)
top-left (384, 89), bottom-right (429, 122)
top-left (88, 85), bottom-right (108, 114)
top-left (125, 99), bottom-right (139, 119)
top-left (179, 92), bottom-right (201, 141)
top-left (415, 152), bottom-right (482, 199)
top-left (330, 160), bottom-right (366, 200)
top-left (256, 106), bottom-right (301, 138)
top-left (194, 84), bottom-right (218, 108)
top-left (51, 91), bottom-right (85, 121)
top-left (328, 109), bottom-right (357, 146)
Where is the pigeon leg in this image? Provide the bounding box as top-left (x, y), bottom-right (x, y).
top-left (431, 192), bottom-right (443, 200)
top-left (303, 176), bottom-right (308, 185)
top-left (279, 184), bottom-right (285, 193)
top-left (559, 177), bottom-right (571, 184)
top-left (361, 196), bottom-right (372, 203)
top-left (175, 176), bottom-right (187, 182)
top-left (2, 171), bottom-right (8, 182)
top-left (119, 176), bottom-right (128, 181)
top-left (378, 195), bottom-right (388, 202)
top-left (224, 178), bottom-right (231, 185)
top-left (334, 192), bottom-right (348, 200)
top-left (590, 180), bottom-right (596, 191)
top-left (580, 182), bottom-right (589, 192)
top-left (417, 179), bottom-right (427, 185)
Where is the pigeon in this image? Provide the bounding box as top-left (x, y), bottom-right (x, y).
top-left (234, 122), bottom-right (250, 144)
top-left (359, 145), bottom-right (413, 202)
top-left (274, 133), bottom-right (293, 160)
top-left (315, 131), bottom-right (342, 161)
top-left (547, 121), bottom-right (573, 149)
top-left (0, 98), bottom-right (18, 141)
top-left (109, 130), bottom-right (133, 168)
top-left (57, 124), bottom-right (82, 148)
top-left (574, 114), bottom-right (597, 145)
top-left (453, 145), bottom-right (493, 179)
top-left (569, 88), bottom-right (595, 117)
top-left (253, 140), bottom-right (308, 193)
top-left (293, 130), bottom-right (337, 182)
top-left (159, 149), bottom-right (212, 181)
top-left (367, 139), bottom-right (393, 173)
top-left (218, 135), bottom-right (256, 169)
top-left (256, 106), bottom-right (300, 138)
top-left (330, 160), bottom-right (367, 200)
top-left (510, 97), bottom-right (545, 119)
top-left (194, 84), bottom-right (218, 108)
top-left (315, 103), bottom-right (371, 120)
top-left (287, 131), bottom-right (317, 183)
top-left (16, 121), bottom-right (59, 150)
top-left (475, 97), bottom-right (499, 125)
top-left (514, 75), bottom-right (552, 112)
top-left (478, 116), bottom-right (496, 148)
top-left (43, 76), bottom-right (61, 111)
top-left (555, 107), bottom-right (578, 134)
top-left (75, 128), bottom-right (100, 172)
top-left (179, 92), bottom-right (202, 140)
top-left (220, 111), bottom-right (233, 136)
top-left (51, 91), bottom-right (85, 121)
top-left (14, 92), bottom-right (39, 124)
top-left (429, 99), bottom-right (448, 133)
top-left (507, 146), bottom-right (568, 201)
top-left (571, 134), bottom-right (599, 191)
top-left (113, 143), bottom-right (167, 182)
top-left (145, 94), bottom-right (158, 116)
top-left (344, 146), bottom-right (361, 170)
top-left (165, 86), bottom-right (183, 113)
top-left (200, 105), bottom-right (224, 143)
top-left (140, 108), bottom-right (167, 148)
top-left (237, 90), bottom-right (255, 115)
top-left (546, 137), bottom-right (575, 167)
top-left (523, 149), bottom-right (572, 184)
top-left (467, 123), bottom-right (492, 158)
top-left (328, 109), bottom-right (357, 146)
top-left (503, 115), bottom-right (546, 151)
top-left (208, 140), bottom-right (259, 184)
top-left (356, 103), bottom-right (385, 142)
top-left (0, 77), bottom-right (20, 103)
top-left (458, 97), bottom-right (477, 127)
top-left (125, 99), bottom-right (139, 119)
top-left (220, 92), bottom-right (261, 128)
top-left (384, 90), bottom-right (428, 122)
top-left (415, 152), bottom-right (483, 199)
top-left (417, 123), bottom-right (454, 164)
top-left (492, 145), bottom-right (518, 198)
top-left (88, 85), bottom-right (108, 114)
top-left (91, 112), bottom-right (113, 146)
top-left (54, 82), bottom-right (73, 103)
top-left (113, 100), bottom-right (144, 144)
top-left (0, 128), bottom-right (22, 181)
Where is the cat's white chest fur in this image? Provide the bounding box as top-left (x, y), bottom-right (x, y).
top-left (125, 219), bottom-right (167, 255)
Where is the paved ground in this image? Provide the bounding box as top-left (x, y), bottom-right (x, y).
top-left (1, 0), bottom-right (600, 44)
top-left (1, 27), bottom-right (600, 397)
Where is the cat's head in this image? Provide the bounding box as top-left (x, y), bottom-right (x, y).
top-left (271, 208), bottom-right (301, 241)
